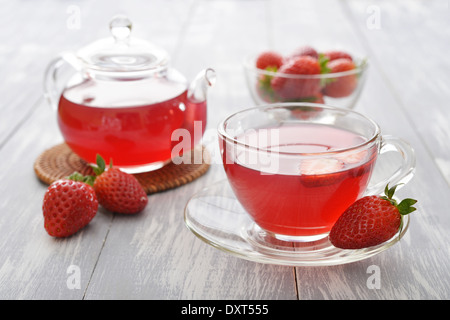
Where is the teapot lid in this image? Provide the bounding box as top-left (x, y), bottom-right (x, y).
top-left (77, 15), bottom-right (169, 73)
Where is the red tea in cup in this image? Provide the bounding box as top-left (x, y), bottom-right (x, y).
top-left (222, 123), bottom-right (376, 238)
top-left (218, 104), bottom-right (414, 241)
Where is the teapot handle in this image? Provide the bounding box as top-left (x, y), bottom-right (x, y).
top-left (43, 52), bottom-right (82, 110)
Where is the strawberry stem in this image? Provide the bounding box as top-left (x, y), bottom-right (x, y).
top-left (92, 154), bottom-right (106, 176)
top-left (318, 53), bottom-right (331, 74)
top-left (397, 198), bottom-right (418, 215)
top-left (66, 154), bottom-right (111, 187)
top-left (380, 183), bottom-right (417, 215)
top-left (67, 171), bottom-right (95, 187)
top-left (380, 184), bottom-right (417, 237)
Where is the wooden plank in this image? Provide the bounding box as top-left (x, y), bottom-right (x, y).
top-left (0, 0), bottom-right (210, 300)
top-left (83, 0), bottom-right (298, 300)
top-left (270, 0), bottom-right (450, 299)
top-left (339, 0), bottom-right (450, 298)
top-left (0, 1), bottom-right (83, 148)
top-left (0, 99), bottom-right (114, 299)
top-left (0, 2), bottom-right (111, 299)
top-left (342, 0), bottom-right (450, 184)
top-left (0, 0), bottom-right (198, 148)
top-left (1, 0), bottom-right (448, 301)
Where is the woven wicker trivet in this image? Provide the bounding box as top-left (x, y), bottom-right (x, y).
top-left (34, 143), bottom-right (210, 194)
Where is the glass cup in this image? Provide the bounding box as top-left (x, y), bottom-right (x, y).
top-left (218, 103), bottom-right (415, 242)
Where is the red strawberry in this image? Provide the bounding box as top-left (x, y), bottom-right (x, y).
top-left (329, 184), bottom-right (417, 249)
top-left (271, 56), bottom-right (321, 99)
top-left (43, 177), bottom-right (98, 238)
top-left (92, 155), bottom-right (148, 214)
top-left (323, 50), bottom-right (353, 62)
top-left (289, 45), bottom-right (319, 60)
top-left (256, 51), bottom-right (284, 70)
top-left (322, 58), bottom-right (358, 98)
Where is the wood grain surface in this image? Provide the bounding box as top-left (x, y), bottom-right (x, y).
top-left (0, 0), bottom-right (448, 300)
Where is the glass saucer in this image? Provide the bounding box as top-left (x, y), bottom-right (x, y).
top-left (184, 180), bottom-right (410, 267)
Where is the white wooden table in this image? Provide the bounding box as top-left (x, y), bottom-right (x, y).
top-left (1, 0), bottom-right (449, 301)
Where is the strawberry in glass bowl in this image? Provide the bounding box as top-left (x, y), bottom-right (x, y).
top-left (243, 46), bottom-right (368, 109)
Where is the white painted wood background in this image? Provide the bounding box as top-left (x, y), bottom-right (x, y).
top-left (0, 0), bottom-right (449, 300)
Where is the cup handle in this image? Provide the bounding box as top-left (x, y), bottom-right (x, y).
top-left (364, 135), bottom-right (416, 195)
top-left (43, 52), bottom-right (81, 110)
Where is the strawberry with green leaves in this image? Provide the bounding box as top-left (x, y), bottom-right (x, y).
top-left (255, 51), bottom-right (284, 70)
top-left (42, 155), bottom-right (148, 237)
top-left (271, 56), bottom-right (322, 99)
top-left (43, 175), bottom-right (98, 238)
top-left (329, 184), bottom-right (417, 249)
top-left (92, 155), bottom-right (148, 215)
top-left (255, 51), bottom-right (285, 102)
top-left (322, 58), bottom-right (358, 98)
top-left (253, 47), bottom-right (361, 102)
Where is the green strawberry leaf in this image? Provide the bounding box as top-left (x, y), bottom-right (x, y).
top-left (397, 198), bottom-right (417, 238)
top-left (397, 198), bottom-right (418, 215)
top-left (67, 171), bottom-right (96, 187)
top-left (257, 67), bottom-right (278, 102)
top-left (67, 171), bottom-right (85, 182)
top-left (318, 54), bottom-right (336, 87)
top-left (66, 154), bottom-right (112, 187)
top-left (385, 184), bottom-right (399, 200)
top-left (318, 53), bottom-right (331, 74)
top-left (83, 175), bottom-right (96, 187)
top-left (381, 184), bottom-right (417, 216)
top-left (94, 154), bottom-right (106, 175)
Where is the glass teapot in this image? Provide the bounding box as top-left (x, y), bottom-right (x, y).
top-left (44, 15), bottom-right (215, 173)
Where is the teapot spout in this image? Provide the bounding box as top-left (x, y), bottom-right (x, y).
top-left (187, 68), bottom-right (216, 103)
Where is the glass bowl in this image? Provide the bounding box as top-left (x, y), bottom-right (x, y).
top-left (243, 53), bottom-right (369, 109)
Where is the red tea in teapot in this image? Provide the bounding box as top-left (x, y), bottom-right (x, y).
top-left (45, 16), bottom-right (214, 172)
top-left (57, 77), bottom-right (206, 170)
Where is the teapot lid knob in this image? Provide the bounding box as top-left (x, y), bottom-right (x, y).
top-left (76, 14), bottom-right (169, 73)
top-left (109, 15), bottom-right (132, 43)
